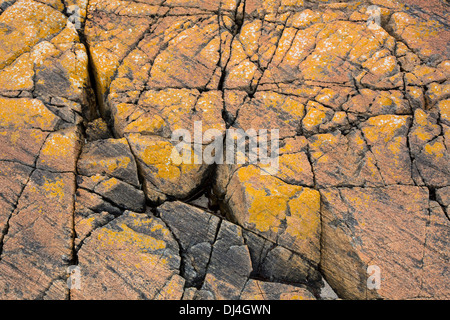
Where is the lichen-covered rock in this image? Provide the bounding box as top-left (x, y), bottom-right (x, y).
top-left (308, 130), bottom-right (384, 188)
top-left (0, 0), bottom-right (449, 301)
top-left (74, 137), bottom-right (146, 249)
top-left (409, 109), bottom-right (450, 187)
top-left (218, 165), bottom-right (321, 265)
top-left (0, 170), bottom-right (76, 299)
top-left (71, 211), bottom-right (184, 300)
top-left (77, 138), bottom-right (140, 187)
top-left (0, 0), bottom-right (93, 299)
top-left (159, 201), bottom-right (326, 299)
top-left (321, 186), bottom-right (449, 299)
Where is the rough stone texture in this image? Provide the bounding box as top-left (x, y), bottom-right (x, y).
top-left (240, 279), bottom-right (316, 300)
top-left (77, 138), bottom-right (140, 187)
top-left (0, 0), bottom-right (93, 299)
top-left (71, 210), bottom-right (184, 300)
top-left (321, 186), bottom-right (449, 299)
top-left (158, 201), bottom-right (220, 288)
top-left (0, 0), bottom-right (449, 300)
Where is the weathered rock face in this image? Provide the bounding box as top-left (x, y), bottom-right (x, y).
top-left (0, 0), bottom-right (449, 300)
top-left (72, 210), bottom-right (185, 300)
top-left (0, 0), bottom-right (93, 299)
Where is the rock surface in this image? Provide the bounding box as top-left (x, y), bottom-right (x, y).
top-left (0, 0), bottom-right (448, 300)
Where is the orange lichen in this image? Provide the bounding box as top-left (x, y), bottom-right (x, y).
top-left (0, 98), bottom-right (59, 130)
top-left (97, 223), bottom-right (166, 251)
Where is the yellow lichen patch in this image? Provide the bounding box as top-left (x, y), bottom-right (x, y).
top-left (247, 191), bottom-right (287, 234)
top-left (279, 136), bottom-right (307, 155)
top-left (113, 103), bottom-right (145, 134)
top-left (411, 126), bottom-right (434, 144)
top-left (407, 86), bottom-right (424, 103)
top-left (0, 97), bottom-right (59, 130)
top-left (280, 0), bottom-right (305, 11)
top-left (408, 65), bottom-right (446, 85)
top-left (285, 188), bottom-right (320, 241)
top-left (60, 45), bottom-right (90, 98)
top-left (0, 0), bottom-right (66, 69)
top-left (424, 141), bottom-right (446, 159)
top-left (239, 20), bottom-right (262, 57)
top-left (91, 175), bottom-right (105, 183)
top-left (117, 2), bottom-right (160, 16)
top-left (298, 21), bottom-right (371, 81)
top-left (97, 223), bottom-right (166, 252)
top-left (37, 177), bottom-right (66, 202)
top-left (414, 109), bottom-right (431, 127)
top-left (40, 128), bottom-right (80, 160)
top-left (0, 53), bottom-right (34, 91)
top-left (154, 275), bottom-right (185, 300)
top-left (332, 111), bottom-right (347, 124)
top-left (50, 23), bottom-right (80, 51)
top-left (114, 49), bottom-right (151, 90)
top-left (128, 133), bottom-right (201, 182)
top-left (365, 55), bottom-right (397, 77)
top-left (140, 89), bottom-right (196, 115)
top-left (235, 165), bottom-right (302, 235)
top-left (225, 58), bottom-right (258, 89)
top-left (387, 136), bottom-right (404, 155)
top-left (437, 100), bottom-right (450, 125)
top-left (192, 91), bottom-right (226, 137)
top-left (144, 140), bottom-right (181, 180)
top-left (86, 12), bottom-right (152, 104)
top-left (98, 178), bottom-right (119, 192)
top-left (268, 92), bottom-right (306, 119)
top-left (411, 109), bottom-right (440, 143)
top-left (128, 214), bottom-right (169, 238)
top-left (390, 12), bottom-right (445, 60)
top-left (279, 292), bottom-right (312, 300)
top-left (427, 82), bottom-right (450, 106)
top-left (126, 132), bottom-right (207, 198)
top-left (302, 101), bottom-right (328, 133)
top-left (362, 115), bottom-right (409, 143)
top-left (288, 9), bottom-right (321, 29)
top-left (90, 46), bottom-right (120, 98)
top-left (30, 41), bottom-right (60, 67)
top-left (77, 216), bottom-right (96, 230)
top-left (92, 156), bottom-right (131, 174)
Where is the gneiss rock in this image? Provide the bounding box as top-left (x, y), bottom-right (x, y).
top-left (240, 279), bottom-right (316, 300)
top-left (71, 210), bottom-right (184, 300)
top-left (158, 201), bottom-right (321, 300)
top-left (321, 186), bottom-right (449, 299)
top-left (0, 0), bottom-right (93, 299)
top-left (198, 219), bottom-right (253, 300)
top-left (77, 138), bottom-right (140, 187)
top-left (158, 201), bottom-right (220, 288)
top-left (0, 170), bottom-right (76, 299)
top-left (74, 137), bottom-right (146, 249)
top-left (0, 0), bottom-right (449, 301)
top-left (215, 164), bottom-right (322, 284)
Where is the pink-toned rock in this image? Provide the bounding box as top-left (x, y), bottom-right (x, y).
top-left (320, 186), bottom-right (449, 300)
top-left (72, 211), bottom-right (184, 300)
